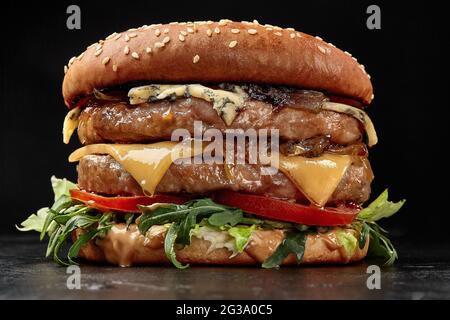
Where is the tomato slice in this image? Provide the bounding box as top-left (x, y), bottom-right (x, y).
top-left (70, 189), bottom-right (191, 213)
top-left (212, 191), bottom-right (359, 226)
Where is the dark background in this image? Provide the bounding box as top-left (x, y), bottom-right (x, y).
top-left (1, 0), bottom-right (448, 242)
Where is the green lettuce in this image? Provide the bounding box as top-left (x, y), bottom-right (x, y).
top-left (358, 189), bottom-right (405, 222)
top-left (228, 225), bottom-right (256, 252)
top-left (336, 229), bottom-right (358, 256)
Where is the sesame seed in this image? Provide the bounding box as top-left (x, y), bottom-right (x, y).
top-left (367, 74), bottom-right (371, 79)
top-left (113, 33), bottom-right (122, 40)
top-left (95, 44), bottom-right (102, 51)
top-left (286, 27), bottom-right (295, 31)
top-left (296, 32), bottom-right (302, 38)
top-left (77, 52), bottom-right (85, 60)
top-left (352, 57), bottom-right (357, 61)
top-left (206, 29), bottom-right (212, 37)
top-left (360, 64), bottom-right (365, 70)
top-left (146, 47), bottom-right (152, 53)
top-left (214, 27), bottom-right (220, 34)
top-left (163, 36), bottom-right (170, 44)
top-left (179, 34), bottom-right (185, 41)
top-left (344, 51), bottom-right (352, 56)
top-left (193, 54), bottom-right (200, 63)
top-left (290, 33), bottom-right (296, 38)
top-left (206, 20), bottom-right (214, 25)
top-left (102, 56), bottom-right (110, 65)
top-left (318, 45), bottom-right (327, 54)
top-left (128, 28), bottom-right (138, 32)
top-left (94, 49), bottom-right (103, 56)
top-left (315, 36), bottom-right (323, 41)
top-left (129, 33), bottom-right (137, 38)
top-left (123, 46), bottom-right (130, 55)
top-left (218, 20), bottom-right (227, 26)
top-left (163, 28), bottom-right (169, 34)
top-left (155, 29), bottom-right (161, 36)
top-left (266, 27), bottom-right (273, 31)
top-left (106, 32), bottom-right (117, 40)
top-left (99, 40), bottom-right (105, 45)
top-left (253, 19), bottom-right (259, 24)
top-left (274, 26), bottom-right (282, 30)
top-left (187, 27), bottom-right (194, 33)
top-left (328, 43), bottom-right (336, 48)
top-left (180, 30), bottom-right (187, 36)
top-left (371, 94), bottom-right (375, 100)
top-left (131, 52), bottom-right (139, 59)
top-left (64, 65), bottom-right (68, 74)
top-left (231, 28), bottom-right (240, 34)
top-left (87, 200), bottom-right (95, 204)
top-left (112, 64), bottom-right (118, 72)
top-left (69, 56), bottom-right (76, 65)
top-left (229, 40), bottom-right (238, 48)
top-left (155, 42), bottom-right (164, 48)
top-left (170, 22), bottom-right (178, 25)
top-left (124, 34), bottom-right (130, 42)
top-left (274, 32), bottom-right (282, 36)
top-left (87, 43), bottom-right (97, 49)
top-left (248, 29), bottom-right (258, 35)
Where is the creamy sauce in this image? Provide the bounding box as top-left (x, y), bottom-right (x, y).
top-left (278, 153), bottom-right (352, 207)
top-left (62, 106), bottom-right (81, 144)
top-left (128, 84), bottom-right (247, 125)
top-left (69, 141), bottom-right (200, 195)
top-left (95, 223), bottom-right (166, 267)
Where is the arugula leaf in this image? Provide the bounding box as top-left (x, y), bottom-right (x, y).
top-left (366, 222), bottom-right (398, 266)
top-left (358, 223), bottom-right (370, 249)
top-left (16, 207), bottom-right (50, 232)
top-left (358, 189), bottom-right (405, 222)
top-left (51, 176), bottom-right (78, 201)
top-left (208, 210), bottom-right (243, 227)
top-left (228, 225), bottom-right (256, 252)
top-left (164, 223), bottom-right (189, 269)
top-left (262, 231), bottom-right (307, 268)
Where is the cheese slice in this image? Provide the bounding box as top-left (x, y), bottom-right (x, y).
top-left (69, 141), bottom-right (199, 196)
top-left (278, 153), bottom-right (352, 207)
top-left (128, 84), bottom-right (247, 125)
top-left (62, 106), bottom-right (81, 144)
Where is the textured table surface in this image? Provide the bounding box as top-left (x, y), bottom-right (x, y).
top-left (1, 234), bottom-right (449, 300)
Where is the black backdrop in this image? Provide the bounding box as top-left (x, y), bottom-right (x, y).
top-left (1, 1), bottom-right (449, 241)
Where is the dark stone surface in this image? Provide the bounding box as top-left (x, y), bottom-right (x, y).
top-left (1, 234), bottom-right (449, 300)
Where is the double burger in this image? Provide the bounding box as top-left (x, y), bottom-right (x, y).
top-left (19, 19), bottom-right (404, 268)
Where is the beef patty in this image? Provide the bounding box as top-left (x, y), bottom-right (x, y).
top-left (77, 154), bottom-right (373, 205)
top-left (77, 97), bottom-right (363, 145)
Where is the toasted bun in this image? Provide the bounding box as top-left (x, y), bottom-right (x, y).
top-left (74, 223), bottom-right (368, 267)
top-left (63, 20), bottom-right (373, 107)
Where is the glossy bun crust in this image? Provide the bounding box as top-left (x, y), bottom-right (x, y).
top-left (63, 20), bottom-right (373, 107)
top-left (74, 224), bottom-right (369, 267)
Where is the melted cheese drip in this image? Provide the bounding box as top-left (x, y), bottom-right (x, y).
top-left (62, 106), bottom-right (81, 144)
top-left (278, 153), bottom-right (352, 207)
top-left (69, 141), bottom-right (199, 196)
top-left (128, 84), bottom-right (247, 125)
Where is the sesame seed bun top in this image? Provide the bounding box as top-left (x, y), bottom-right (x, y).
top-left (62, 19), bottom-right (373, 107)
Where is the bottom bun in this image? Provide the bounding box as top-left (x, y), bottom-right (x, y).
top-left (75, 223), bottom-right (368, 267)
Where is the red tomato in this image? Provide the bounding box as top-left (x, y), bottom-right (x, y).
top-left (70, 189), bottom-right (191, 213)
top-left (212, 191), bottom-right (359, 226)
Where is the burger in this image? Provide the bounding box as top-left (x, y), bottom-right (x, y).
top-left (18, 19), bottom-right (404, 268)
